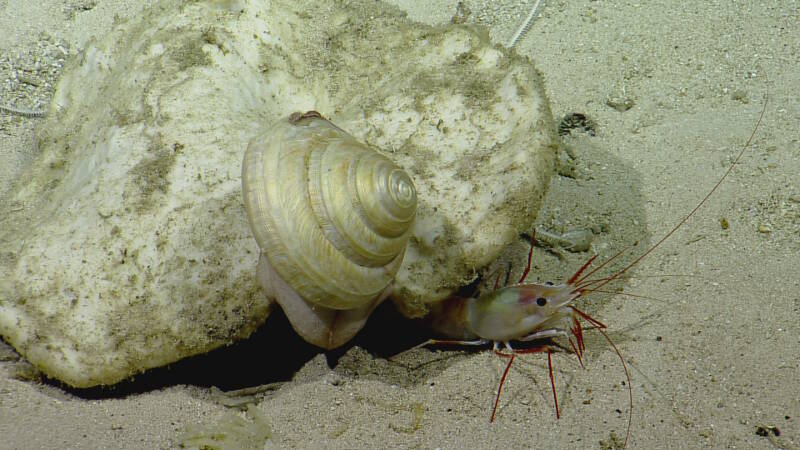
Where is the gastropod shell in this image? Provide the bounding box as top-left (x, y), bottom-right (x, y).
top-left (242, 111), bottom-right (417, 349)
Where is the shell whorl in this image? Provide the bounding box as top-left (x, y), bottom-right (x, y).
top-left (242, 112), bottom-right (416, 311)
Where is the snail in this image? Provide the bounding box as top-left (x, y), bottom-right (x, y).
top-left (242, 111), bottom-right (417, 349)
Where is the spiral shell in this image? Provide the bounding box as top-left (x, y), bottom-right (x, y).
top-left (242, 111), bottom-right (417, 348)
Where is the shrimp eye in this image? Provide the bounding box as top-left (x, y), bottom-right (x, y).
top-left (536, 297), bottom-right (547, 307)
top-left (545, 281), bottom-right (554, 286)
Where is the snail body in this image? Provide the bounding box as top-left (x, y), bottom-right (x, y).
top-left (242, 111), bottom-right (417, 349)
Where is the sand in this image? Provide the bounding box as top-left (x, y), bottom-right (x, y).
top-left (1, 0), bottom-right (798, 448)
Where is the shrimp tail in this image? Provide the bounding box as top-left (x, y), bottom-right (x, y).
top-left (427, 296), bottom-right (477, 341)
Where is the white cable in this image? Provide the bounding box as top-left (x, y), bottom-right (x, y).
top-left (507, 0), bottom-right (545, 49)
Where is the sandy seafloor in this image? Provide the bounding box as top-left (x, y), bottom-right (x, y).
top-left (1, 0), bottom-right (798, 448)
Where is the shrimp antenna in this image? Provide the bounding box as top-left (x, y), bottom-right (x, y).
top-left (589, 93), bottom-right (768, 293)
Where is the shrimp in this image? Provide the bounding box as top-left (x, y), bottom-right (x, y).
top-left (424, 233), bottom-right (629, 428)
top-left (417, 93), bottom-right (768, 447)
